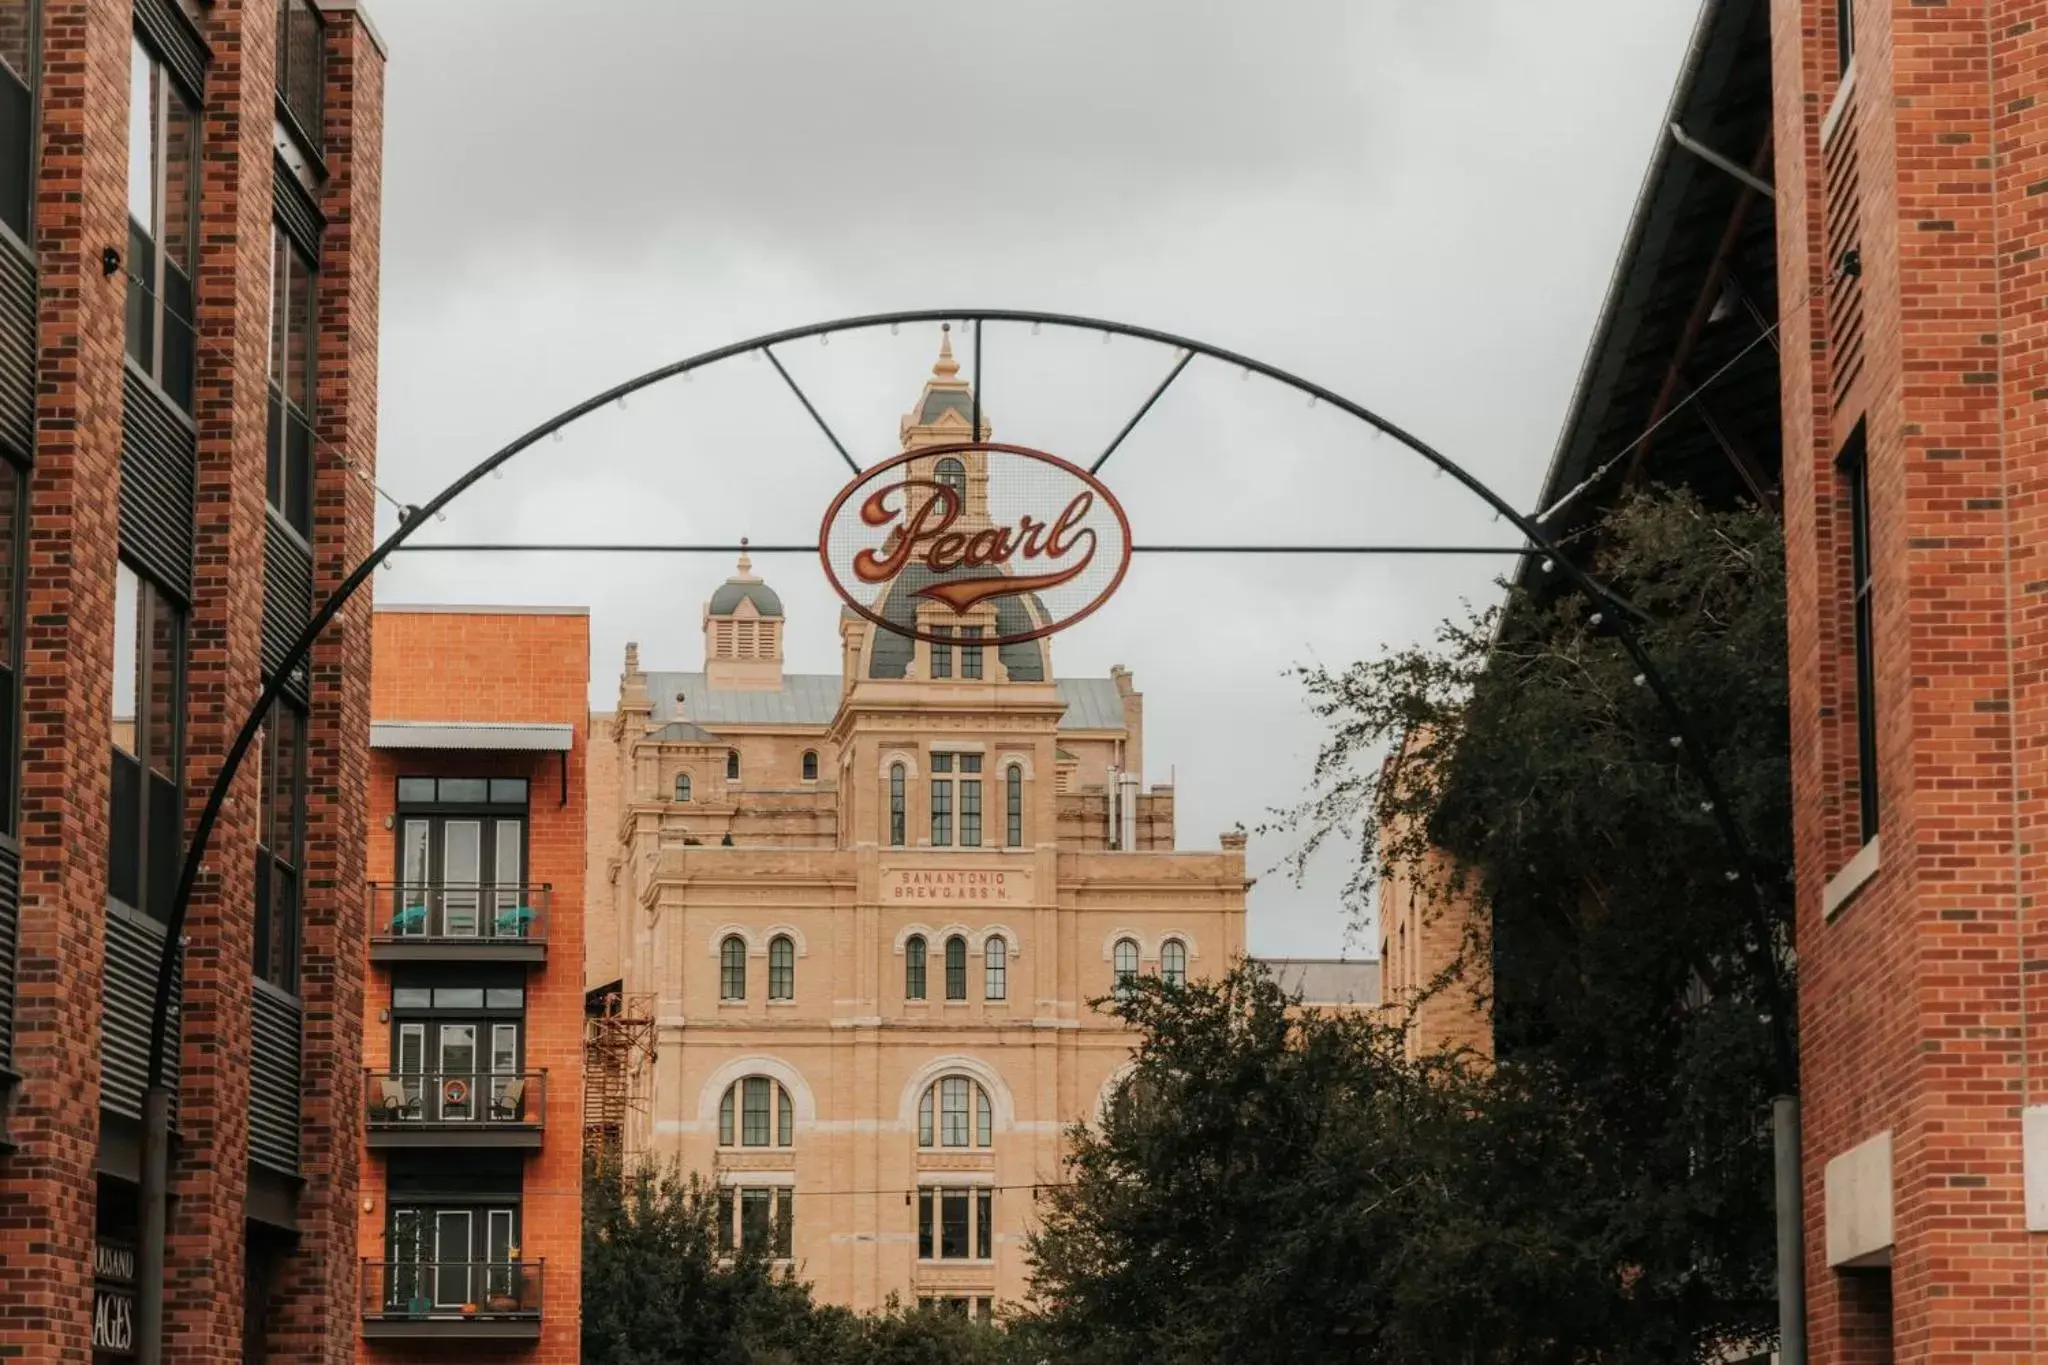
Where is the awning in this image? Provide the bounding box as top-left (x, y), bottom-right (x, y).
top-left (369, 721), bottom-right (574, 752)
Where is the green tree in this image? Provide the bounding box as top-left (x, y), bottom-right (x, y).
top-left (583, 1157), bottom-right (1033, 1365)
top-left (1292, 489), bottom-right (1792, 1359)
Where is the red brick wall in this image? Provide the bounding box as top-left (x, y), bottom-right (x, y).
top-left (0, 2), bottom-right (132, 1358)
top-left (0, 3), bottom-right (384, 1361)
top-left (1775, 0), bottom-right (2048, 1358)
top-left (363, 607), bottom-right (588, 1365)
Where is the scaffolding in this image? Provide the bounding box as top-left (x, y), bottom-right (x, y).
top-left (583, 989), bottom-right (656, 1168)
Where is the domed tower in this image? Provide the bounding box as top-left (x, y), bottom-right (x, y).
top-left (703, 540), bottom-right (784, 690)
top-left (899, 324), bottom-right (993, 530)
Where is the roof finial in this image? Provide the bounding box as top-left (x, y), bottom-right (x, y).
top-left (933, 322), bottom-right (959, 379)
top-left (736, 535), bottom-right (752, 577)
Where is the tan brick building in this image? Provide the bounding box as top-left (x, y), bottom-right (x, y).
top-left (361, 607), bottom-right (587, 1362)
top-left (0, 2), bottom-right (385, 1361)
top-left (1773, 0), bottom-right (2048, 1355)
top-left (585, 345), bottom-right (1260, 1315)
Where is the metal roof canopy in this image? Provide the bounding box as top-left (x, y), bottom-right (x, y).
top-left (369, 721), bottom-right (575, 751)
top-left (1524, 0), bottom-right (1779, 579)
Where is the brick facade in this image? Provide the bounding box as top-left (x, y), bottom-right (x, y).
top-left (1774, 0), bottom-right (2048, 1357)
top-left (0, 2), bottom-right (383, 1361)
top-left (363, 607), bottom-right (586, 1365)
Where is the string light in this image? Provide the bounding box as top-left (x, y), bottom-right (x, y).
top-left (1030, 321), bottom-right (1041, 336)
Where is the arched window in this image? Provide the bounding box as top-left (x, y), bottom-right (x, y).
top-left (918, 1075), bottom-right (994, 1148)
top-left (768, 935), bottom-right (795, 1000)
top-left (1005, 765), bottom-right (1023, 847)
top-left (1161, 938), bottom-right (1187, 988)
top-left (726, 750), bottom-right (741, 781)
top-left (718, 1076), bottom-right (795, 1147)
top-left (889, 764), bottom-right (906, 847)
top-left (674, 773), bottom-right (692, 802)
top-left (720, 936), bottom-right (747, 1001)
top-left (801, 750), bottom-right (818, 782)
top-left (944, 935), bottom-right (968, 1001)
top-left (1113, 938), bottom-right (1139, 996)
top-left (905, 935), bottom-right (927, 1000)
top-left (934, 457), bottom-right (967, 508)
top-left (984, 936), bottom-right (1007, 1001)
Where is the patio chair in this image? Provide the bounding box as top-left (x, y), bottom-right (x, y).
top-left (489, 1078), bottom-right (526, 1123)
top-left (373, 1078), bottom-right (419, 1122)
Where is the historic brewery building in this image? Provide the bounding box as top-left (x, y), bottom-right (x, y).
top-left (584, 342), bottom-right (1267, 1314)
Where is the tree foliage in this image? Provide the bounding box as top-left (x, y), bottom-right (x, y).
top-left (1274, 490), bottom-right (1792, 1360)
top-left (583, 1158), bottom-right (1029, 1365)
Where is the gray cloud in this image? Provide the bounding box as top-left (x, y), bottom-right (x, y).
top-left (371, 0), bottom-right (1702, 957)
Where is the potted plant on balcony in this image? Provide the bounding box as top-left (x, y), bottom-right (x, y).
top-left (486, 1246), bottom-right (524, 1313)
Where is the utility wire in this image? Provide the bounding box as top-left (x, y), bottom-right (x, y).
top-left (1534, 275), bottom-right (1828, 526)
top-left (122, 265), bottom-right (418, 520)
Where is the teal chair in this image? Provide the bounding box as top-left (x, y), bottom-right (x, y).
top-left (391, 903), bottom-right (429, 936)
top-left (493, 905), bottom-right (537, 939)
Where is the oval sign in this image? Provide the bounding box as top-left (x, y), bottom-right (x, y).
top-left (818, 442), bottom-right (1133, 648)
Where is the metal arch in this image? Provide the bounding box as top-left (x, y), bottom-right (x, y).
top-left (147, 305), bottom-right (1793, 1102)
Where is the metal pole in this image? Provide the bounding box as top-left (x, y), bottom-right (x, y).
top-left (136, 1083), bottom-right (170, 1365)
top-left (1774, 1094), bottom-right (1807, 1365)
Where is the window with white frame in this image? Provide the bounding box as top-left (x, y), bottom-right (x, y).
top-left (917, 1075), bottom-right (993, 1148)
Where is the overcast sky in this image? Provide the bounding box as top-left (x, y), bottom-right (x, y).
top-left (370, 1), bottom-right (1703, 959)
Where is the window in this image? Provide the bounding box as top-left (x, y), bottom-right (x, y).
top-left (921, 1297), bottom-right (994, 1324)
top-left (934, 457), bottom-right (967, 508)
top-left (720, 936), bottom-right (747, 1001)
top-left (930, 626), bottom-right (953, 680)
top-left (253, 700), bottom-right (306, 990)
top-left (0, 0), bottom-right (36, 240)
top-left (1005, 765), bottom-right (1022, 847)
top-left (917, 1076), bottom-right (994, 1149)
top-left (385, 1203), bottom-right (522, 1313)
top-left (0, 460), bottom-right (23, 835)
top-left (386, 974), bottom-right (526, 1125)
top-left (944, 934), bottom-right (967, 1001)
top-left (1842, 425), bottom-right (1879, 844)
top-left (984, 936), bottom-right (1006, 1001)
top-left (801, 750), bottom-right (818, 782)
top-left (718, 1076), bottom-right (795, 1147)
top-left (1836, 0), bottom-right (1854, 73)
top-left (960, 625), bottom-right (984, 680)
top-left (126, 35), bottom-right (199, 410)
top-left (917, 1187), bottom-right (993, 1261)
top-left (726, 750), bottom-right (740, 781)
top-left (1160, 938), bottom-right (1187, 989)
top-left (889, 763), bottom-right (906, 846)
top-left (266, 226), bottom-right (316, 534)
top-left (275, 0), bottom-right (325, 143)
top-left (110, 563), bottom-right (185, 921)
top-left (905, 935), bottom-right (927, 1000)
top-left (392, 783), bottom-right (529, 942)
top-left (718, 1186), bottom-right (793, 1258)
top-left (930, 754), bottom-right (953, 846)
top-left (959, 754), bottom-right (982, 847)
top-left (768, 935), bottom-right (794, 1000)
top-left (674, 773), bottom-right (691, 802)
top-left (1113, 938), bottom-right (1140, 996)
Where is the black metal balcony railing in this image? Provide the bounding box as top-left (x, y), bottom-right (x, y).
top-left (368, 884), bottom-right (550, 961)
top-left (361, 1259), bottom-right (544, 1340)
top-left (365, 1069), bottom-right (547, 1149)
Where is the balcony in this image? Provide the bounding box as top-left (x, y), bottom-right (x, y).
top-left (364, 1069), bottom-right (547, 1150)
top-left (361, 1259), bottom-right (544, 1342)
top-left (368, 883), bottom-right (550, 964)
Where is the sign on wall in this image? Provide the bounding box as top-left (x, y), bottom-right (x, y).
top-left (819, 443), bottom-right (1132, 647)
top-left (93, 1240), bottom-right (136, 1358)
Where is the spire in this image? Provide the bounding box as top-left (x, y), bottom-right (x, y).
top-left (933, 322), bottom-right (960, 379)
top-left (735, 535), bottom-right (753, 579)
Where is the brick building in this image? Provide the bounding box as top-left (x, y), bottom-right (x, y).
top-left (361, 606), bottom-right (585, 1360)
top-left (0, 1), bottom-right (384, 1362)
top-left (578, 339), bottom-right (1334, 1315)
top-left (1774, 0), bottom-right (2048, 1356)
